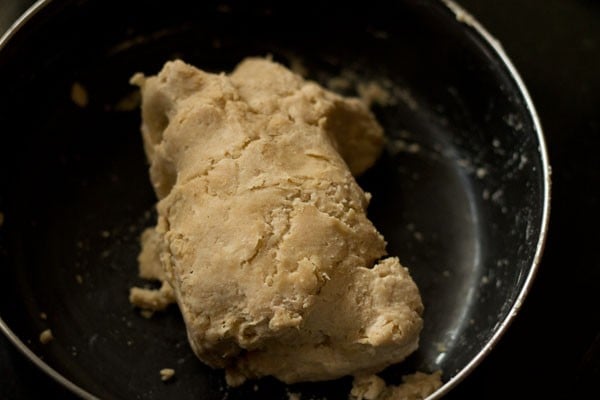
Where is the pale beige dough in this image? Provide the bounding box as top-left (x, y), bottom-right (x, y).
top-left (39, 328), bottom-right (53, 344)
top-left (159, 368), bottom-right (176, 382)
top-left (130, 58), bottom-right (423, 386)
top-left (351, 371), bottom-right (442, 400)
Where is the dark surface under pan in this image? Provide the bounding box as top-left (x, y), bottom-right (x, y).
top-left (0, 1), bottom-right (548, 399)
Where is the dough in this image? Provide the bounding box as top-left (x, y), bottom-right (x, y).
top-left (39, 328), bottom-right (54, 344)
top-left (130, 58), bottom-right (423, 385)
top-left (159, 368), bottom-right (176, 382)
top-left (351, 371), bottom-right (442, 400)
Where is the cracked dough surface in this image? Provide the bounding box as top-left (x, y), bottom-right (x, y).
top-left (130, 58), bottom-right (423, 385)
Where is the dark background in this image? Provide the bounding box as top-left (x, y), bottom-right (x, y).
top-left (1, 0), bottom-right (598, 398)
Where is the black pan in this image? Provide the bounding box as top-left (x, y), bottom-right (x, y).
top-left (0, 0), bottom-right (550, 398)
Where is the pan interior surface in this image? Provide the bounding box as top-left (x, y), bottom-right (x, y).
top-left (0, 1), bottom-right (547, 399)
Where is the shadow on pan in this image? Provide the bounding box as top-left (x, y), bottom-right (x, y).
top-left (0, 0), bottom-right (549, 399)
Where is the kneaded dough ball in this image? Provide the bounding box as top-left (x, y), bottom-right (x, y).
top-left (132, 58), bottom-right (423, 385)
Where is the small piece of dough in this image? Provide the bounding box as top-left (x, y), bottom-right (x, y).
top-left (39, 329), bottom-right (53, 344)
top-left (351, 371), bottom-right (442, 400)
top-left (132, 58), bottom-right (423, 385)
top-left (388, 371), bottom-right (443, 400)
top-left (70, 82), bottom-right (88, 108)
top-left (129, 280), bottom-right (174, 311)
top-left (160, 368), bottom-right (176, 382)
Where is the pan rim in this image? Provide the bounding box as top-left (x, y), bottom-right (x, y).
top-left (0, 4), bottom-right (100, 399)
top-left (423, 1), bottom-right (552, 398)
top-left (0, 0), bottom-right (551, 399)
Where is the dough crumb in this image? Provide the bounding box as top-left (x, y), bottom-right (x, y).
top-left (39, 312), bottom-right (47, 320)
top-left (160, 368), bottom-right (175, 382)
top-left (129, 281), bottom-right (175, 311)
top-left (114, 91), bottom-right (141, 112)
top-left (357, 81), bottom-right (393, 107)
top-left (70, 82), bottom-right (89, 108)
top-left (0, 211), bottom-right (4, 227)
top-left (39, 329), bottom-right (54, 344)
top-left (351, 371), bottom-right (442, 400)
top-left (75, 274), bottom-right (83, 284)
top-left (390, 371), bottom-right (443, 400)
top-left (224, 368), bottom-right (247, 387)
top-left (140, 309), bottom-right (154, 319)
top-left (351, 374), bottom-right (387, 400)
top-left (287, 391), bottom-right (301, 400)
top-left (327, 76), bottom-right (353, 91)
